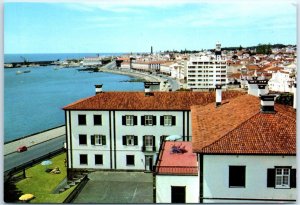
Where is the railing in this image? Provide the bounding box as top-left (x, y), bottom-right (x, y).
top-left (141, 146), bottom-right (156, 152)
top-left (4, 148), bottom-right (65, 182)
top-left (153, 165), bottom-right (198, 175)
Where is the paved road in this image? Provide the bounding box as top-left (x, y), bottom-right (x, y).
top-left (4, 135), bottom-right (65, 171)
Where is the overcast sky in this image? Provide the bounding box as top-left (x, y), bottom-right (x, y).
top-left (4, 0), bottom-right (297, 54)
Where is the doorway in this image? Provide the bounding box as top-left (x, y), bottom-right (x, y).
top-left (145, 155), bottom-right (153, 171)
top-left (171, 186), bottom-right (186, 203)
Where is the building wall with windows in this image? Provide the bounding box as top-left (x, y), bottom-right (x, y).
top-left (65, 109), bottom-right (192, 170)
top-left (187, 56), bottom-right (228, 90)
top-left (202, 155), bottom-right (296, 203)
top-left (156, 175), bottom-right (199, 203)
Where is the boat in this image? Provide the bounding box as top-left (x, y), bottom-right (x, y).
top-left (23, 70), bottom-right (31, 73)
top-left (16, 70), bottom-right (31, 74)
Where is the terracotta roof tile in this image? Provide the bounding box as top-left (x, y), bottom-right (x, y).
top-left (63, 91), bottom-right (245, 111)
top-left (155, 141), bottom-right (198, 175)
top-left (192, 95), bottom-right (296, 155)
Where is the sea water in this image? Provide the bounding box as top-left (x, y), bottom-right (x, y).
top-left (4, 66), bottom-right (144, 142)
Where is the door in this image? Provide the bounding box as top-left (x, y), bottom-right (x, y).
top-left (145, 155), bottom-right (153, 171)
top-left (171, 186), bottom-right (186, 203)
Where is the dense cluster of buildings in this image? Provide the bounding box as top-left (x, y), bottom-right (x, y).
top-left (62, 42), bottom-right (297, 203)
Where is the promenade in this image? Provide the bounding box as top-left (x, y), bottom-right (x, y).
top-left (4, 125), bottom-right (65, 156)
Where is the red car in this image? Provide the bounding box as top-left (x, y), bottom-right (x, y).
top-left (17, 146), bottom-right (28, 152)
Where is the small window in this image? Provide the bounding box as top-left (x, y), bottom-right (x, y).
top-left (122, 115), bottom-right (137, 126)
top-left (95, 154), bottom-right (103, 165)
top-left (145, 135), bottom-right (154, 147)
top-left (126, 155), bottom-right (135, 166)
top-left (145, 115), bottom-right (153, 125)
top-left (122, 135), bottom-right (138, 146)
top-left (91, 135), bottom-right (106, 146)
top-left (94, 115), bottom-right (102, 125)
top-left (79, 134), bottom-right (87, 145)
top-left (80, 154), bottom-right (88, 165)
top-left (229, 166), bottom-right (246, 187)
top-left (160, 116), bottom-right (176, 126)
top-left (267, 167), bottom-right (296, 189)
top-left (78, 115), bottom-right (86, 125)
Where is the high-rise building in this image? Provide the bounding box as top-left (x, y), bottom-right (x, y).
top-left (187, 42), bottom-right (227, 90)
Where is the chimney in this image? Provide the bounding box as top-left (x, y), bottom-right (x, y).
top-left (95, 84), bottom-right (103, 94)
top-left (293, 82), bottom-right (297, 109)
top-left (215, 84), bottom-right (222, 107)
top-left (260, 94), bottom-right (276, 113)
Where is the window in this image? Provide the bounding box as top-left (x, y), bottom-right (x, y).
top-left (91, 135), bottom-right (106, 145)
top-left (126, 155), bottom-right (135, 165)
top-left (95, 154), bottom-right (103, 165)
top-left (79, 134), bottom-right (87, 145)
top-left (142, 135), bottom-right (156, 152)
top-left (267, 167), bottom-right (296, 189)
top-left (122, 135), bottom-right (138, 146)
top-left (80, 154), bottom-right (88, 165)
top-left (122, 115), bottom-right (137, 126)
top-left (141, 115), bottom-right (156, 126)
top-left (160, 115), bottom-right (176, 126)
top-left (78, 115), bottom-right (86, 125)
top-left (276, 168), bottom-right (290, 188)
top-left (229, 166), bottom-right (246, 187)
top-left (94, 115), bottom-right (102, 125)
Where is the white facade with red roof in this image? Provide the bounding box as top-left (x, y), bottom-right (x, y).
top-left (154, 141), bottom-right (198, 203)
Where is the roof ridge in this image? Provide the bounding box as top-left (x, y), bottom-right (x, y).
top-left (201, 111), bottom-right (261, 151)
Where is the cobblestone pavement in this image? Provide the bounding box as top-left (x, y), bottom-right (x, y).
top-left (73, 171), bottom-right (153, 204)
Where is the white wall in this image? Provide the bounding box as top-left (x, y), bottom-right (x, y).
top-left (202, 155), bottom-right (296, 202)
top-left (156, 175), bottom-right (199, 203)
top-left (67, 110), bottom-right (190, 170)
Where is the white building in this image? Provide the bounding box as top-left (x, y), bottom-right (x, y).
top-left (191, 90), bottom-right (296, 203)
top-left (81, 56), bottom-right (102, 67)
top-left (268, 70), bottom-right (294, 92)
top-left (154, 141), bottom-right (198, 203)
top-left (187, 43), bottom-right (227, 90)
top-left (63, 86), bottom-right (243, 177)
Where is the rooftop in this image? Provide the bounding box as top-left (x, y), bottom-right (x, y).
top-left (63, 91), bottom-right (245, 111)
top-left (155, 141), bottom-right (198, 175)
top-left (192, 94), bottom-right (296, 155)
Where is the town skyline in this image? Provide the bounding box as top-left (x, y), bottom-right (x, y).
top-left (4, 0), bottom-right (297, 54)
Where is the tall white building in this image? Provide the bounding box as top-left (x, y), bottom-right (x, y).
top-left (187, 43), bottom-right (227, 90)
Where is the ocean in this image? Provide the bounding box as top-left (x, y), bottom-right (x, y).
top-left (4, 65), bottom-right (144, 142)
top-left (4, 53), bottom-right (125, 63)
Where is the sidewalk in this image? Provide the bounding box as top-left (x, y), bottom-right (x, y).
top-left (4, 126), bottom-right (66, 155)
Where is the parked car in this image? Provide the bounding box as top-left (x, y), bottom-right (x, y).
top-left (17, 145), bottom-right (28, 152)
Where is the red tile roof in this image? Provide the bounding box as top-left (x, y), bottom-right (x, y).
top-left (63, 91), bottom-right (245, 111)
top-left (155, 141), bottom-right (198, 175)
top-left (192, 95), bottom-right (296, 155)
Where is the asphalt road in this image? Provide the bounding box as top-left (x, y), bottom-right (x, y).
top-left (4, 135), bottom-right (65, 172)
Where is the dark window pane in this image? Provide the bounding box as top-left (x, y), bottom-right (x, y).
top-left (126, 155), bottom-right (134, 165)
top-left (78, 115), bottom-right (86, 125)
top-left (80, 154), bottom-right (88, 165)
top-left (95, 155), bottom-right (103, 165)
top-left (229, 166), bottom-right (246, 187)
top-left (79, 134), bottom-right (87, 145)
top-left (94, 115), bottom-right (102, 125)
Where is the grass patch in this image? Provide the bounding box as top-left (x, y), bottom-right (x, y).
top-left (16, 153), bottom-right (76, 203)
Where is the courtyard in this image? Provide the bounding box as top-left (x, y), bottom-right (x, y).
top-left (72, 171), bottom-right (153, 203)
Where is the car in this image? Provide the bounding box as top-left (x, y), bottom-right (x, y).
top-left (17, 145), bottom-right (28, 152)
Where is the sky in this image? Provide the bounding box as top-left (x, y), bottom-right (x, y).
top-left (4, 0), bottom-right (298, 54)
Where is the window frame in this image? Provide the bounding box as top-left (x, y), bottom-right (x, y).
top-left (145, 135), bottom-right (154, 147)
top-left (145, 115), bottom-right (153, 126)
top-left (164, 115), bottom-right (172, 126)
top-left (275, 167), bottom-right (291, 189)
top-left (126, 115), bottom-right (134, 126)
